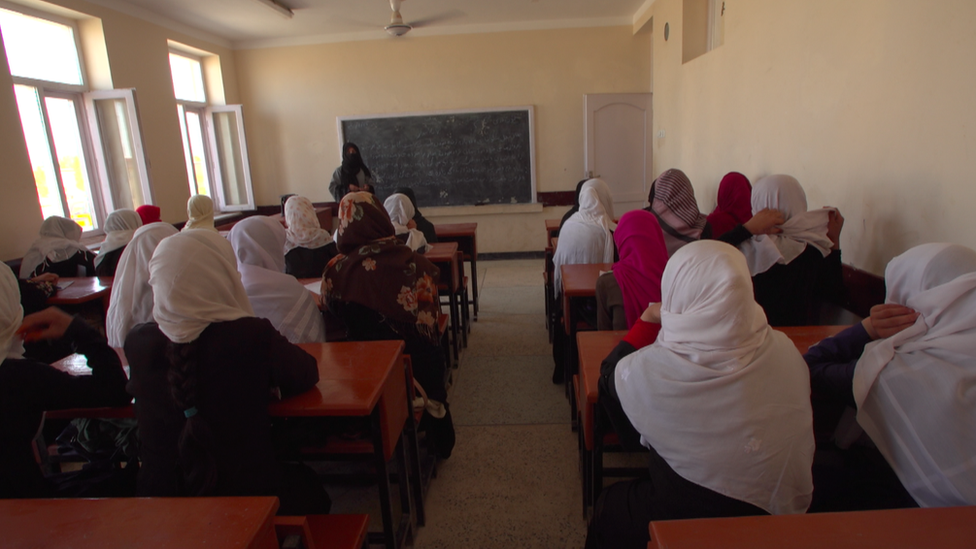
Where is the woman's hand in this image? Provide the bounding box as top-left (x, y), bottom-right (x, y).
top-left (30, 272), bottom-right (59, 284)
top-left (407, 219), bottom-right (418, 230)
top-left (640, 302), bottom-right (662, 324)
top-left (862, 304), bottom-right (919, 340)
top-left (826, 208), bottom-right (845, 250)
top-left (16, 307), bottom-right (74, 342)
top-left (743, 209), bottom-right (785, 235)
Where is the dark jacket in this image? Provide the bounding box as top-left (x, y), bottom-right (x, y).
top-left (284, 242), bottom-right (339, 279)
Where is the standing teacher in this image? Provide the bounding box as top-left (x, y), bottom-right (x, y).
top-left (329, 142), bottom-right (375, 201)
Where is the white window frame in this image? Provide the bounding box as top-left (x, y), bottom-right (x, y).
top-left (3, 3), bottom-right (153, 233)
top-left (84, 88), bottom-right (154, 212)
top-left (206, 104), bottom-right (255, 212)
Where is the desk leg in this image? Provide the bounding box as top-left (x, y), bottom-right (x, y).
top-left (448, 290), bottom-right (460, 363)
top-left (403, 364), bottom-right (427, 527)
top-left (566, 301), bottom-right (579, 430)
top-left (370, 409), bottom-right (397, 549)
top-left (469, 241), bottom-right (478, 321)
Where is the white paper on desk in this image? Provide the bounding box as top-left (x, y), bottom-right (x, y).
top-left (304, 281), bottom-right (321, 295)
top-left (56, 280), bottom-right (74, 290)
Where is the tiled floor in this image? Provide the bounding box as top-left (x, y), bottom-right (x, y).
top-left (328, 259), bottom-right (587, 548)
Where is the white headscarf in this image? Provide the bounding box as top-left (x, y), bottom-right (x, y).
top-left (383, 193), bottom-right (429, 252)
top-left (19, 216), bottom-right (91, 278)
top-left (738, 175), bottom-right (834, 276)
top-left (284, 196), bottom-right (333, 254)
top-left (1, 262), bottom-right (26, 360)
top-left (229, 216), bottom-right (326, 344)
top-left (182, 195), bottom-right (217, 232)
top-left (105, 222), bottom-right (178, 348)
top-left (149, 229), bottom-right (254, 344)
top-left (853, 243), bottom-right (976, 507)
top-left (615, 240), bottom-right (814, 515)
top-left (581, 178), bottom-right (617, 230)
top-left (95, 209), bottom-right (143, 269)
top-left (552, 187), bottom-right (615, 297)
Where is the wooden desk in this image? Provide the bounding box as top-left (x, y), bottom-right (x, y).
top-left (434, 223), bottom-right (478, 320)
top-left (425, 242), bottom-right (462, 364)
top-left (648, 506), bottom-right (976, 549)
top-left (559, 263), bottom-right (612, 412)
top-left (576, 325), bottom-right (849, 514)
top-left (0, 496), bottom-right (280, 549)
top-left (47, 276), bottom-right (113, 309)
top-left (546, 218), bottom-right (561, 241)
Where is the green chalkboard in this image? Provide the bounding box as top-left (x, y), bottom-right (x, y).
top-left (339, 108), bottom-right (536, 207)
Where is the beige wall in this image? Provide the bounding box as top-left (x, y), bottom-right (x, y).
top-left (647, 0), bottom-right (976, 274)
top-left (234, 27), bottom-right (651, 253)
top-left (0, 0), bottom-right (238, 260)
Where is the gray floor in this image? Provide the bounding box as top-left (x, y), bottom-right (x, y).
top-left (329, 259), bottom-right (588, 548)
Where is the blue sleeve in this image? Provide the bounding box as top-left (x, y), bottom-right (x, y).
top-left (803, 322), bottom-right (872, 408)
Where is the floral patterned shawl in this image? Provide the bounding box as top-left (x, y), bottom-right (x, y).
top-left (322, 192), bottom-right (441, 343)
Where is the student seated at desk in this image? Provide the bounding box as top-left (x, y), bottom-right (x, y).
top-left (393, 186), bottom-right (438, 244)
top-left (136, 204), bottom-right (162, 225)
top-left (588, 241), bottom-right (814, 549)
top-left (229, 216), bottom-right (326, 344)
top-left (106, 223), bottom-right (179, 348)
top-left (384, 193), bottom-right (429, 253)
top-left (94, 209), bottom-right (143, 277)
top-left (125, 229), bottom-right (330, 515)
top-left (706, 172), bottom-right (753, 239)
top-left (804, 243), bottom-right (976, 510)
top-left (322, 192), bottom-right (455, 459)
top-left (738, 174), bottom-right (845, 326)
top-left (596, 210), bottom-right (668, 331)
top-left (644, 169), bottom-right (709, 256)
top-left (0, 263), bottom-right (131, 498)
top-left (182, 195), bottom-right (217, 232)
top-left (283, 195), bottom-right (338, 278)
top-left (555, 178), bottom-right (590, 237)
top-left (19, 216), bottom-right (95, 279)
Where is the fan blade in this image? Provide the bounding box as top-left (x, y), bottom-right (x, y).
top-left (409, 10), bottom-right (465, 28)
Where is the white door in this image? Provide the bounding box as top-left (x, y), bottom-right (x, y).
top-left (584, 93), bottom-right (653, 216)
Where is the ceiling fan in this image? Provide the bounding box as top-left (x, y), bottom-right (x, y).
top-left (385, 0), bottom-right (463, 37)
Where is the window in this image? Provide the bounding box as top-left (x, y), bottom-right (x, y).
top-left (682, 0), bottom-right (724, 64)
top-left (170, 49), bottom-right (254, 211)
top-left (1, 5), bottom-right (151, 232)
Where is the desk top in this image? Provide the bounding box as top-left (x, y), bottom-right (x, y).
top-left (434, 223), bottom-right (477, 237)
top-left (268, 340), bottom-right (405, 417)
top-left (648, 505), bottom-right (976, 549)
top-left (546, 218), bottom-right (561, 231)
top-left (425, 241), bottom-right (459, 263)
top-left (0, 496), bottom-right (280, 549)
top-left (560, 263), bottom-right (613, 297)
top-left (48, 277), bottom-right (113, 305)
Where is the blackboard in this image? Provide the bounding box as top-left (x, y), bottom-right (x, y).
top-left (338, 107), bottom-right (536, 207)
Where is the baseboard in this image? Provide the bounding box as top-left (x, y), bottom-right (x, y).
top-left (479, 251), bottom-right (546, 261)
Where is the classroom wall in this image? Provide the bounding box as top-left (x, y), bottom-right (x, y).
top-left (234, 27), bottom-right (651, 253)
top-left (646, 0), bottom-right (976, 274)
top-left (0, 0), bottom-right (238, 260)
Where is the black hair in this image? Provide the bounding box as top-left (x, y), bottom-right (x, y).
top-left (166, 340), bottom-right (218, 496)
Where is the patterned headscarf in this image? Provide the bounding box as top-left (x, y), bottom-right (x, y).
top-left (323, 192), bottom-right (440, 343)
top-left (706, 172), bottom-right (752, 238)
top-left (283, 196), bottom-right (333, 254)
top-left (649, 169), bottom-right (707, 255)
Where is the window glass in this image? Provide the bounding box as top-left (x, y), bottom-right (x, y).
top-left (212, 109), bottom-right (249, 207)
top-left (46, 96), bottom-right (98, 230)
top-left (92, 96), bottom-right (145, 208)
top-left (14, 85), bottom-right (65, 220)
top-left (0, 8), bottom-right (83, 85)
top-left (183, 109), bottom-right (211, 196)
top-left (169, 53), bottom-right (206, 103)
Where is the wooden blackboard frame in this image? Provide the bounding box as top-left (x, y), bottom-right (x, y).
top-left (337, 106), bottom-right (537, 207)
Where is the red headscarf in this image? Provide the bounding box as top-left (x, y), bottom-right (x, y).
top-left (706, 172), bottom-right (752, 238)
top-left (612, 210), bottom-right (669, 328)
top-left (136, 205), bottom-right (162, 225)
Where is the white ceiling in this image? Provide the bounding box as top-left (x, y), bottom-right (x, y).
top-left (89, 0), bottom-right (652, 49)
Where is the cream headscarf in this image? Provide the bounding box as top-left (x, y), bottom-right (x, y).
top-left (739, 175), bottom-right (834, 276)
top-left (149, 229), bottom-right (254, 343)
top-left (182, 195), bottom-right (217, 232)
top-left (552, 187), bottom-right (616, 297)
top-left (581, 178), bottom-right (617, 230)
top-left (1, 262), bottom-right (26, 360)
top-left (229, 216), bottom-right (326, 344)
top-left (853, 243), bottom-right (976, 507)
top-left (95, 209), bottom-right (143, 269)
top-left (615, 240), bottom-right (815, 515)
top-left (283, 196), bottom-right (333, 254)
top-left (19, 216), bottom-right (91, 278)
top-left (383, 193), bottom-right (429, 253)
top-left (105, 222), bottom-right (178, 348)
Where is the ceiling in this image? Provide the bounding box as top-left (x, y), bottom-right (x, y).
top-left (90, 0), bottom-right (652, 49)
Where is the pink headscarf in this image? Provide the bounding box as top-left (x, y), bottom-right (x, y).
top-left (612, 210), bottom-right (669, 327)
top-left (706, 172), bottom-right (752, 238)
top-left (136, 205), bottom-right (162, 225)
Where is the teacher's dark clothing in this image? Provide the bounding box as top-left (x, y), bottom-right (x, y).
top-left (125, 318), bottom-right (325, 513)
top-left (0, 317), bottom-right (130, 498)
